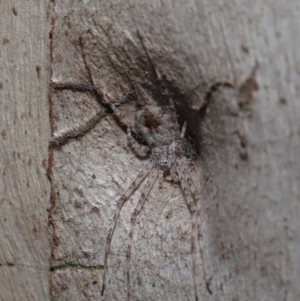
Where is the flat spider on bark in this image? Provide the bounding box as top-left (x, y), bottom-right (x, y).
top-left (50, 34), bottom-right (210, 301)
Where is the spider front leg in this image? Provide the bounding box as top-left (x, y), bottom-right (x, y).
top-left (126, 168), bottom-right (159, 301)
top-left (52, 82), bottom-right (121, 117)
top-left (127, 128), bottom-right (150, 158)
top-left (79, 35), bottom-right (133, 128)
top-left (101, 162), bottom-right (154, 296)
top-left (49, 109), bottom-right (107, 149)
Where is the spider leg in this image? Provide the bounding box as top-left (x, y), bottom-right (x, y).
top-left (180, 121), bottom-right (187, 138)
top-left (137, 30), bottom-right (162, 81)
top-left (52, 82), bottom-right (97, 92)
top-left (134, 83), bottom-right (155, 106)
top-left (82, 66), bottom-right (120, 120)
top-left (127, 128), bottom-right (149, 158)
top-left (53, 81), bottom-right (134, 109)
top-left (166, 95), bottom-right (182, 136)
top-left (175, 157), bottom-right (199, 301)
top-left (49, 109), bottom-right (107, 149)
top-left (126, 168), bottom-right (159, 301)
top-left (158, 169), bottom-right (164, 189)
top-left (176, 157), bottom-right (212, 296)
top-left (176, 158), bottom-right (197, 214)
top-left (80, 36), bottom-right (132, 128)
top-left (101, 162), bottom-right (154, 296)
top-left (136, 31), bottom-right (180, 128)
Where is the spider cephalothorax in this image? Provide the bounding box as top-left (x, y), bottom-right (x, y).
top-left (133, 84), bottom-right (183, 172)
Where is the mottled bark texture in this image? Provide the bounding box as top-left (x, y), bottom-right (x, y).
top-left (0, 1), bottom-right (51, 300)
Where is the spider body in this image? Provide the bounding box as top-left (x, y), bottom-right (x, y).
top-left (100, 83), bottom-right (201, 301)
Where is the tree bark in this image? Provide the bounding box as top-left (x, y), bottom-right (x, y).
top-left (1, 0), bottom-right (299, 301)
top-left (0, 1), bottom-right (51, 300)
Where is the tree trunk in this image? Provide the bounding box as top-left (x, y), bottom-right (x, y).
top-left (0, 1), bottom-right (51, 301)
top-left (1, 1), bottom-right (299, 301)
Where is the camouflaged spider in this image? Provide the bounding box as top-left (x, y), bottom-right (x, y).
top-left (52, 33), bottom-right (207, 301)
top-left (100, 83), bottom-right (202, 301)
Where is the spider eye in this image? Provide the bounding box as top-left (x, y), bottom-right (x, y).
top-left (161, 159), bottom-right (168, 167)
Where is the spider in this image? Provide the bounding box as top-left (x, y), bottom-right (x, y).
top-left (99, 83), bottom-right (203, 301)
top-left (51, 33), bottom-right (210, 301)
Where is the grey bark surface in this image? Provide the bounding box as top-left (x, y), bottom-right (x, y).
top-left (1, 0), bottom-right (299, 301)
top-left (0, 1), bottom-right (51, 301)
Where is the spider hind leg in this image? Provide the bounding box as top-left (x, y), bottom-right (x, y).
top-left (126, 168), bottom-right (159, 301)
top-left (101, 162), bottom-right (154, 296)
